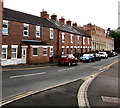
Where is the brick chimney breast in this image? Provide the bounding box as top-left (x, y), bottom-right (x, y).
top-left (72, 22), bottom-right (77, 27)
top-left (51, 14), bottom-right (57, 21)
top-left (59, 16), bottom-right (65, 24)
top-left (66, 20), bottom-right (71, 26)
top-left (41, 10), bottom-right (49, 19)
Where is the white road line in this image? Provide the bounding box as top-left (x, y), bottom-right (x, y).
top-left (101, 96), bottom-right (120, 104)
top-left (9, 72), bottom-right (46, 78)
top-left (57, 69), bottom-right (66, 72)
top-left (57, 67), bottom-right (75, 72)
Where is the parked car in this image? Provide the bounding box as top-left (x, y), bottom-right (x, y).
top-left (92, 53), bottom-right (101, 61)
top-left (113, 51), bottom-right (117, 56)
top-left (58, 54), bottom-right (78, 66)
top-left (80, 54), bottom-right (95, 63)
top-left (104, 51), bottom-right (114, 57)
top-left (98, 52), bottom-right (108, 59)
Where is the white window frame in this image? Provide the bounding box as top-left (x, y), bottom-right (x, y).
top-left (62, 48), bottom-right (64, 54)
top-left (50, 47), bottom-right (53, 57)
top-left (88, 38), bottom-right (90, 45)
top-left (70, 34), bottom-right (73, 43)
top-left (62, 32), bottom-right (65, 43)
top-left (11, 45), bottom-right (18, 59)
top-left (1, 45), bottom-right (8, 60)
top-left (23, 23), bottom-right (29, 37)
top-left (78, 36), bottom-right (80, 44)
top-left (50, 28), bottom-right (54, 39)
top-left (2, 20), bottom-right (9, 35)
top-left (83, 37), bottom-right (85, 45)
top-left (43, 48), bottom-right (48, 56)
top-left (33, 47), bottom-right (38, 56)
top-left (36, 26), bottom-right (40, 38)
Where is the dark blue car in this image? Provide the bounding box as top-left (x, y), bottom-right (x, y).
top-left (80, 54), bottom-right (95, 62)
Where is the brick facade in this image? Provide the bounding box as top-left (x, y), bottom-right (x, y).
top-left (2, 8), bottom-right (92, 66)
top-left (81, 23), bottom-right (114, 52)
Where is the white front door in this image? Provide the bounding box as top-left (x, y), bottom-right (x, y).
top-left (22, 46), bottom-right (28, 64)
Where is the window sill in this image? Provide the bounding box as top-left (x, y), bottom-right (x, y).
top-left (43, 54), bottom-right (47, 56)
top-left (33, 55), bottom-right (38, 57)
top-left (2, 33), bottom-right (9, 36)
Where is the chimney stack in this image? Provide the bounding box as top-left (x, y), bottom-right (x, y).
top-left (66, 20), bottom-right (71, 26)
top-left (40, 9), bottom-right (49, 19)
top-left (51, 14), bottom-right (57, 21)
top-left (72, 22), bottom-right (77, 27)
top-left (59, 16), bottom-right (65, 24)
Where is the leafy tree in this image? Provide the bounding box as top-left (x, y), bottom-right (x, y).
top-left (109, 30), bottom-right (120, 52)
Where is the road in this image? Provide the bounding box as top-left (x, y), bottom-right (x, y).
top-left (1, 55), bottom-right (119, 105)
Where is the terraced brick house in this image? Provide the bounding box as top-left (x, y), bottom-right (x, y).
top-left (81, 23), bottom-right (114, 52)
top-left (1, 8), bottom-right (91, 66)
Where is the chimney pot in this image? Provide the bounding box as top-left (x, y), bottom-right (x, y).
top-left (59, 16), bottom-right (65, 24)
top-left (73, 22), bottom-right (77, 27)
top-left (66, 20), bottom-right (71, 26)
top-left (41, 10), bottom-right (49, 19)
top-left (51, 14), bottom-right (57, 21)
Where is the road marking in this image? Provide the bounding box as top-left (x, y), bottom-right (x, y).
top-left (0, 91), bottom-right (34, 106)
top-left (9, 72), bottom-right (46, 78)
top-left (57, 69), bottom-right (66, 72)
top-left (99, 60), bottom-right (119, 72)
top-left (1, 66), bottom-right (51, 72)
top-left (57, 67), bottom-right (75, 72)
top-left (101, 96), bottom-right (120, 104)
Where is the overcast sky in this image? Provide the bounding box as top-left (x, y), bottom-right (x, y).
top-left (4, 0), bottom-right (120, 30)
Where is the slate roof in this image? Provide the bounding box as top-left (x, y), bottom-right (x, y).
top-left (73, 26), bottom-right (90, 37)
top-left (3, 8), bottom-right (91, 37)
top-left (51, 20), bottom-right (90, 37)
top-left (50, 20), bottom-right (81, 35)
top-left (3, 8), bottom-right (57, 29)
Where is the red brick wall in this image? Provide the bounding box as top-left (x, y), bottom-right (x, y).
top-left (27, 47), bottom-right (50, 64)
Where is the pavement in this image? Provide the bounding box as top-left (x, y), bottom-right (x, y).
top-left (2, 60), bottom-right (120, 108)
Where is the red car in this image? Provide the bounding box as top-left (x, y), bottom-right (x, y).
top-left (58, 54), bottom-right (78, 66)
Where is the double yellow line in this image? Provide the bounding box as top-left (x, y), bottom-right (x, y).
top-left (1, 66), bottom-right (51, 72)
top-left (0, 91), bottom-right (34, 106)
top-left (99, 60), bottom-right (119, 71)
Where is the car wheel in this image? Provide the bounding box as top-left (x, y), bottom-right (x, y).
top-left (68, 62), bottom-right (71, 66)
top-left (75, 61), bottom-right (78, 65)
top-left (58, 63), bottom-right (61, 66)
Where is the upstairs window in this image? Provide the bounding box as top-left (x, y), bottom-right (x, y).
top-left (78, 36), bottom-right (80, 44)
top-left (23, 24), bottom-right (29, 36)
top-left (70, 34), bottom-right (73, 43)
top-left (50, 28), bottom-right (54, 39)
top-left (36, 26), bottom-right (40, 38)
top-left (83, 37), bottom-right (86, 45)
top-left (62, 33), bottom-right (65, 43)
top-left (2, 20), bottom-right (9, 35)
top-left (88, 38), bottom-right (90, 45)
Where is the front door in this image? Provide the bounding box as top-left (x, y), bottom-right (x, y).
top-left (22, 46), bottom-right (28, 64)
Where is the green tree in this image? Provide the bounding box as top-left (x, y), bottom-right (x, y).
top-left (109, 30), bottom-right (120, 52)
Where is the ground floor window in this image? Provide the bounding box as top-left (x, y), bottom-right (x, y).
top-left (33, 48), bottom-right (38, 56)
top-left (43, 48), bottom-right (47, 56)
top-left (2, 48), bottom-right (7, 59)
top-left (11, 48), bottom-right (17, 58)
top-left (50, 47), bottom-right (53, 57)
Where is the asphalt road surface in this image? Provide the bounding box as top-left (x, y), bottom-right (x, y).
top-left (1, 55), bottom-right (119, 106)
